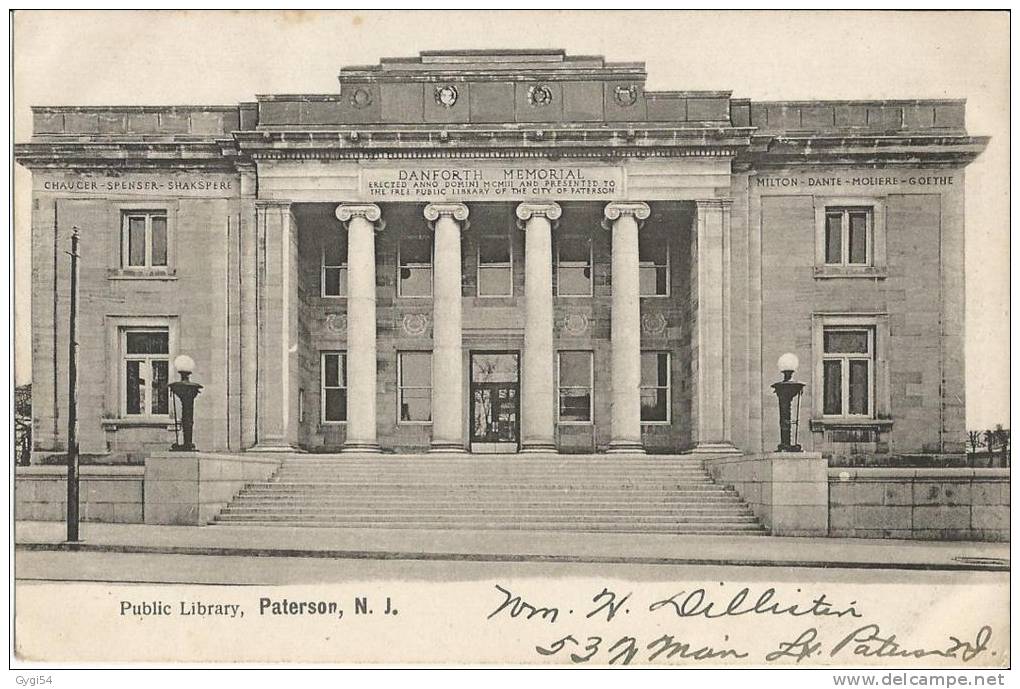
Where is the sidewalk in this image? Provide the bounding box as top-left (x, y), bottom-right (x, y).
top-left (13, 520), bottom-right (1009, 571)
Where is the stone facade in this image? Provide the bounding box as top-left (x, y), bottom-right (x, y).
top-left (16, 50), bottom-right (987, 461)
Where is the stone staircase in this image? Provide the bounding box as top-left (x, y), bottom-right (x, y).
top-left (212, 453), bottom-right (765, 535)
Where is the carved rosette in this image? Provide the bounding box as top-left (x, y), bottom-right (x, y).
top-left (401, 313), bottom-right (430, 337)
top-left (324, 313), bottom-right (347, 334)
top-left (562, 313), bottom-right (590, 337)
top-left (641, 312), bottom-right (668, 335)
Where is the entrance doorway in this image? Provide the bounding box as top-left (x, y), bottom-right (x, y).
top-left (469, 351), bottom-right (520, 453)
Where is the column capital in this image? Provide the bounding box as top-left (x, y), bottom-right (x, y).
top-left (336, 203), bottom-right (382, 224)
top-left (603, 202), bottom-right (651, 223)
top-left (254, 199), bottom-right (292, 210)
top-left (423, 202), bottom-right (469, 223)
top-left (695, 198), bottom-right (734, 211)
top-left (515, 202), bottom-right (562, 224)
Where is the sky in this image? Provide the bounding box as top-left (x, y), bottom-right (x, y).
top-left (11, 10), bottom-right (1010, 429)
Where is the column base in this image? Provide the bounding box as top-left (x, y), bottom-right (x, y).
top-left (340, 441), bottom-right (381, 454)
top-left (605, 440), bottom-right (646, 454)
top-left (429, 442), bottom-right (467, 453)
top-left (686, 442), bottom-right (741, 455)
top-left (520, 442), bottom-right (557, 454)
top-left (247, 442), bottom-right (304, 453)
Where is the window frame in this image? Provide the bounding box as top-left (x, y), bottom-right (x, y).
top-left (397, 351), bottom-right (433, 425)
top-left (640, 351), bottom-right (672, 425)
top-left (120, 210), bottom-right (169, 271)
top-left (813, 197), bottom-right (887, 279)
top-left (810, 313), bottom-right (891, 427)
top-left (321, 239), bottom-right (348, 298)
top-left (639, 233), bottom-right (670, 298)
top-left (555, 235), bottom-right (594, 298)
top-left (476, 233), bottom-right (514, 298)
top-left (119, 327), bottom-right (171, 418)
top-left (556, 350), bottom-right (594, 424)
top-left (397, 235), bottom-right (434, 299)
top-left (823, 207), bottom-right (872, 267)
top-left (320, 351), bottom-right (348, 424)
top-left (821, 328), bottom-right (874, 419)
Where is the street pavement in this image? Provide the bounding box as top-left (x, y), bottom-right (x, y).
top-left (14, 520), bottom-right (1010, 574)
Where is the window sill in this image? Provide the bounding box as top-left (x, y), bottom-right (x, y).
top-left (101, 417), bottom-right (174, 431)
top-left (641, 421), bottom-right (672, 426)
top-left (813, 266), bottom-right (887, 280)
top-left (108, 270), bottom-right (177, 281)
top-left (558, 421), bottom-right (594, 426)
top-left (809, 417), bottom-right (894, 432)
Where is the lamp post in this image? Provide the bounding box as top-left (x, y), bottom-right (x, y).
top-left (169, 354), bottom-right (203, 451)
top-left (771, 352), bottom-right (805, 452)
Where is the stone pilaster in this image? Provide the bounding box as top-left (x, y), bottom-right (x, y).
top-left (249, 200), bottom-right (301, 451)
top-left (336, 203), bottom-right (383, 453)
top-left (691, 199), bottom-right (737, 453)
top-left (604, 202), bottom-right (651, 453)
top-left (424, 203), bottom-right (469, 452)
top-left (516, 202), bottom-right (561, 453)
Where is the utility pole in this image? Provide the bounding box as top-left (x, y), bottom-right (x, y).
top-left (66, 226), bottom-right (81, 543)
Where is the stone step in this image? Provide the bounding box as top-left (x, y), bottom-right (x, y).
top-left (217, 506), bottom-right (758, 518)
top-left (227, 498), bottom-right (746, 510)
top-left (243, 487), bottom-right (734, 496)
top-left (212, 516), bottom-right (766, 533)
top-left (264, 479), bottom-right (719, 487)
top-left (219, 504), bottom-right (754, 514)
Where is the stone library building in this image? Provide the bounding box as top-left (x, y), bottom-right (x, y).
top-left (16, 51), bottom-right (1003, 539)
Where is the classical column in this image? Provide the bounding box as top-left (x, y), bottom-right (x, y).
top-left (516, 202), bottom-right (561, 453)
top-left (604, 202), bottom-right (651, 454)
top-left (691, 199), bottom-right (737, 453)
top-left (424, 203), bottom-right (469, 452)
top-left (336, 203), bottom-right (383, 453)
top-left (238, 166), bottom-right (258, 450)
top-left (249, 201), bottom-right (301, 451)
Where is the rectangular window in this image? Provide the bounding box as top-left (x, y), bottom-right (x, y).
top-left (477, 235), bottom-right (513, 297)
top-left (557, 351), bottom-right (593, 422)
top-left (121, 211), bottom-right (168, 269)
top-left (639, 233), bottom-right (669, 296)
top-left (640, 352), bottom-right (671, 423)
top-left (321, 238), bottom-right (348, 297)
top-left (824, 208), bottom-right (872, 267)
top-left (321, 352), bottom-right (347, 423)
top-left (122, 328), bottom-right (169, 416)
top-left (556, 236), bottom-right (592, 296)
top-left (398, 236), bottom-right (433, 297)
top-left (822, 328), bottom-right (874, 417)
top-left (398, 352), bottom-right (432, 423)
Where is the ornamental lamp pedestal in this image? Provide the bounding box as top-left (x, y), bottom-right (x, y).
top-left (169, 354), bottom-right (203, 452)
top-left (771, 352), bottom-right (805, 453)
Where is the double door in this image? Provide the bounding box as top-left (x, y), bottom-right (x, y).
top-left (469, 351), bottom-right (520, 453)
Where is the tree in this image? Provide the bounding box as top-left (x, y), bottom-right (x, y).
top-left (994, 426), bottom-right (1010, 465)
top-left (14, 383), bottom-right (30, 419)
top-left (14, 383), bottom-right (31, 466)
top-left (984, 429), bottom-right (997, 454)
top-left (968, 430), bottom-right (982, 454)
